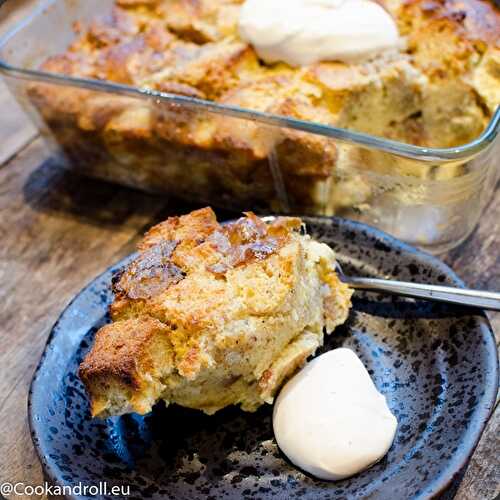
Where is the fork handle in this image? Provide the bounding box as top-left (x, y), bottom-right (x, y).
top-left (345, 277), bottom-right (500, 311)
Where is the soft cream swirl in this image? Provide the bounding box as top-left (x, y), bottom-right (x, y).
top-left (273, 348), bottom-right (398, 481)
top-left (239, 0), bottom-right (402, 67)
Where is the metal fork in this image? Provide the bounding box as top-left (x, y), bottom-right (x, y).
top-left (259, 215), bottom-right (500, 311)
top-left (335, 262), bottom-right (500, 311)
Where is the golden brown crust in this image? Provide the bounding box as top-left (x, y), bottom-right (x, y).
top-left (138, 206), bottom-right (220, 251)
top-left (78, 316), bottom-right (174, 416)
top-left (398, 0), bottom-right (500, 80)
top-left (401, 0), bottom-right (500, 48)
top-left (38, 0), bottom-right (499, 117)
top-left (110, 208), bottom-right (301, 320)
top-left (32, 0), bottom-right (500, 214)
top-left (79, 317), bottom-right (169, 389)
top-left (156, 0), bottom-right (244, 43)
top-left (79, 208), bottom-right (353, 417)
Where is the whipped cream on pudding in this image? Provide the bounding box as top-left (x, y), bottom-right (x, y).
top-left (273, 348), bottom-right (397, 480)
top-left (239, 0), bottom-right (402, 66)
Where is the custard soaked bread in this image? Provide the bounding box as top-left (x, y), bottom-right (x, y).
top-left (31, 0), bottom-right (500, 213)
top-left (79, 208), bottom-right (352, 417)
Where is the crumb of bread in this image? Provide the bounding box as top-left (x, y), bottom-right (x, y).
top-left (79, 208), bottom-right (353, 417)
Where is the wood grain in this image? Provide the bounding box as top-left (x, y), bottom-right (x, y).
top-left (453, 409), bottom-right (500, 500)
top-left (0, 134), bottom-right (497, 499)
top-left (443, 187), bottom-right (500, 500)
top-left (0, 0), bottom-right (45, 30)
top-left (444, 188), bottom-right (500, 337)
top-left (0, 80), bottom-right (37, 165)
top-left (0, 1), bottom-right (498, 491)
top-left (0, 138), bottom-right (197, 500)
top-left (0, 0), bottom-right (40, 165)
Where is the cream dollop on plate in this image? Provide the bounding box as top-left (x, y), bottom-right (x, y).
top-left (239, 0), bottom-right (402, 66)
top-left (273, 348), bottom-right (398, 480)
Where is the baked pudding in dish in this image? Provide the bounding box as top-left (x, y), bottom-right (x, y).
top-left (79, 208), bottom-right (353, 417)
top-left (28, 0), bottom-right (500, 215)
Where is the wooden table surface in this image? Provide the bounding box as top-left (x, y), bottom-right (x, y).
top-left (0, 4), bottom-right (498, 500)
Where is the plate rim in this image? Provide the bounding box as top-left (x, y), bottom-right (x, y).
top-left (28, 216), bottom-right (499, 500)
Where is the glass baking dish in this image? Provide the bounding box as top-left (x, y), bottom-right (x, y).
top-left (0, 0), bottom-right (499, 254)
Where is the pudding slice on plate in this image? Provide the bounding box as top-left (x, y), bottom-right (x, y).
top-left (79, 207), bottom-right (352, 417)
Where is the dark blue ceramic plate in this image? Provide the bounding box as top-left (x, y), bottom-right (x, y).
top-left (29, 217), bottom-right (498, 500)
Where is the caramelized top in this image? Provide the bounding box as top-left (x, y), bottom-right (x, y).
top-left (42, 0), bottom-right (500, 93)
top-left (206, 212), bottom-right (302, 274)
top-left (113, 208), bottom-right (302, 300)
top-left (36, 0), bottom-right (499, 156)
top-left (113, 241), bottom-right (185, 299)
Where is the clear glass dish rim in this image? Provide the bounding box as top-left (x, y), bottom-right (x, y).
top-left (0, 0), bottom-right (499, 164)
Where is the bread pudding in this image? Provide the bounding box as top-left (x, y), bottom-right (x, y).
top-left (79, 208), bottom-right (353, 417)
top-left (29, 0), bottom-right (499, 213)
